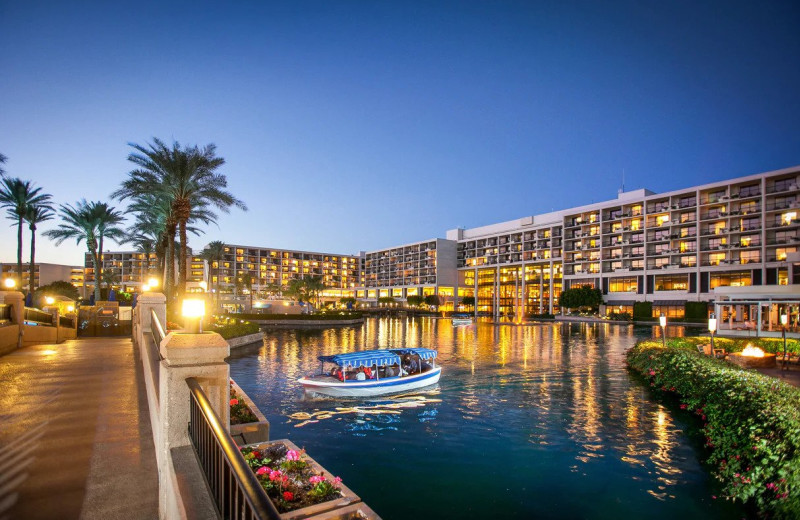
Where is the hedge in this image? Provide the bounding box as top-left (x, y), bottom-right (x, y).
top-left (633, 301), bottom-right (652, 320)
top-left (210, 320), bottom-right (260, 339)
top-left (685, 301), bottom-right (710, 321)
top-left (627, 338), bottom-right (800, 518)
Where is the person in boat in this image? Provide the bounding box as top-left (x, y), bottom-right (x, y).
top-left (363, 365), bottom-right (375, 379)
top-left (354, 367), bottom-right (366, 381)
top-left (421, 360), bottom-right (432, 372)
top-left (330, 366), bottom-right (344, 381)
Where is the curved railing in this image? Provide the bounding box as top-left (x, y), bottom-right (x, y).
top-left (186, 377), bottom-right (280, 520)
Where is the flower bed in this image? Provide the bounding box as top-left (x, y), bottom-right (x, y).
top-left (627, 338), bottom-right (800, 518)
top-left (240, 439), bottom-right (361, 518)
top-left (230, 386), bottom-right (258, 425)
top-left (210, 315), bottom-right (260, 339)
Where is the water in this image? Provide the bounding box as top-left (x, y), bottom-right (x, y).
top-left (228, 318), bottom-right (745, 519)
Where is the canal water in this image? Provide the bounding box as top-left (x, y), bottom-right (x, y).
top-left (228, 318), bottom-right (745, 519)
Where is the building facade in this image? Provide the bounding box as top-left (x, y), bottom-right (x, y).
top-left (0, 262), bottom-right (84, 294)
top-left (83, 250), bottom-right (160, 296)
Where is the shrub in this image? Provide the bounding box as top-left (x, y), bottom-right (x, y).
top-left (559, 285), bottom-right (602, 310)
top-left (406, 295), bottom-right (423, 307)
top-left (606, 312), bottom-right (632, 321)
top-left (627, 338), bottom-right (800, 518)
top-left (211, 319), bottom-right (259, 339)
top-left (222, 312), bottom-right (362, 321)
top-left (527, 313), bottom-right (555, 320)
top-left (633, 301), bottom-right (652, 320)
top-left (685, 301), bottom-right (710, 322)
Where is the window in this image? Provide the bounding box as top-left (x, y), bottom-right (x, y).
top-left (679, 241), bottom-right (696, 253)
top-left (680, 226), bottom-right (697, 238)
top-left (710, 271), bottom-right (751, 288)
top-left (680, 212), bottom-right (696, 223)
top-left (654, 275), bottom-right (688, 291)
top-left (738, 184), bottom-right (760, 198)
top-left (653, 305), bottom-right (685, 318)
top-left (609, 277), bottom-right (637, 292)
top-left (739, 251), bottom-right (760, 264)
top-left (631, 232), bottom-right (644, 243)
top-left (742, 217), bottom-right (760, 231)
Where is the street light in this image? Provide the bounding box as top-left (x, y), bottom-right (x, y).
top-left (45, 296), bottom-right (55, 305)
top-left (148, 277), bottom-right (159, 289)
top-left (781, 313), bottom-right (789, 370)
top-left (3, 278), bottom-right (16, 289)
top-left (182, 298), bottom-right (205, 334)
top-left (141, 283), bottom-right (150, 292)
top-left (708, 312), bottom-right (717, 353)
top-left (659, 313), bottom-right (667, 347)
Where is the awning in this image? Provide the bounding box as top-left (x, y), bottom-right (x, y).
top-left (390, 348), bottom-right (438, 360)
top-left (606, 300), bottom-right (635, 306)
top-left (318, 349), bottom-right (401, 368)
top-left (653, 300), bottom-right (687, 305)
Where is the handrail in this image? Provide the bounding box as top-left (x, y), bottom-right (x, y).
top-left (186, 377), bottom-right (280, 520)
top-left (150, 308), bottom-right (166, 348)
top-left (24, 307), bottom-right (54, 325)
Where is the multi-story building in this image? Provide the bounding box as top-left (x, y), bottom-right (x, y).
top-left (356, 238), bottom-right (458, 310)
top-left (0, 262), bottom-right (84, 294)
top-left (444, 164), bottom-right (800, 319)
top-left (211, 244), bottom-right (362, 307)
top-left (83, 250), bottom-right (159, 295)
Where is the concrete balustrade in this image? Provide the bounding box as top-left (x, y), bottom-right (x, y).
top-left (0, 291), bottom-right (24, 356)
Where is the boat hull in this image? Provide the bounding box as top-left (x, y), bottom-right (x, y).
top-left (299, 367), bottom-right (442, 397)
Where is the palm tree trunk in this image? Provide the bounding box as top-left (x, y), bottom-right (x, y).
top-left (29, 225), bottom-right (36, 296)
top-left (16, 216), bottom-right (23, 288)
top-left (96, 236), bottom-right (104, 302)
top-left (165, 224), bottom-right (176, 302)
top-left (214, 262), bottom-right (220, 313)
top-left (178, 220), bottom-right (188, 302)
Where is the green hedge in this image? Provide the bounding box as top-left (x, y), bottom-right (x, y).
top-left (685, 301), bottom-right (710, 321)
top-left (222, 312), bottom-right (363, 321)
top-left (633, 301), bottom-right (652, 319)
top-left (627, 338), bottom-right (800, 517)
top-left (211, 321), bottom-right (260, 339)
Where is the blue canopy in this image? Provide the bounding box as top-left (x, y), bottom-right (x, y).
top-left (318, 349), bottom-right (401, 368)
top-left (390, 348), bottom-right (438, 360)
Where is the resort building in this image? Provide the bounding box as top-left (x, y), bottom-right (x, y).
top-left (356, 238), bottom-right (458, 310)
top-left (83, 250), bottom-right (160, 296)
top-left (0, 262), bottom-right (84, 294)
top-left (209, 244), bottom-right (362, 310)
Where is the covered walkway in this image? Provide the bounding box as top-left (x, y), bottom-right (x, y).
top-left (0, 337), bottom-right (158, 519)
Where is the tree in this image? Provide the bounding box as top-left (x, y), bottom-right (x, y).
top-left (33, 280), bottom-right (80, 303)
top-left (406, 295), bottom-right (423, 307)
top-left (559, 285), bottom-right (603, 311)
top-left (377, 296), bottom-right (396, 305)
top-left (460, 295), bottom-right (475, 310)
top-left (24, 202), bottom-right (55, 295)
top-left (199, 240), bottom-right (226, 311)
top-left (115, 139), bottom-right (247, 301)
top-left (0, 152), bottom-right (7, 176)
top-left (0, 177), bottom-right (52, 288)
top-left (236, 272), bottom-right (254, 311)
top-left (304, 276), bottom-right (325, 310)
top-left (424, 294), bottom-right (440, 308)
top-left (339, 297), bottom-right (356, 308)
top-left (284, 279), bottom-right (308, 304)
top-left (101, 268), bottom-right (119, 291)
top-left (44, 200), bottom-right (126, 302)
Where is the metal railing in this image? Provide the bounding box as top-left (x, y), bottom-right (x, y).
top-left (186, 377), bottom-right (280, 520)
top-left (24, 307), bottom-right (54, 325)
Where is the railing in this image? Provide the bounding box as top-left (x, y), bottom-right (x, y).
top-left (149, 308), bottom-right (166, 399)
top-left (187, 377), bottom-right (280, 520)
top-left (24, 307), bottom-right (54, 325)
top-left (0, 304), bottom-right (10, 325)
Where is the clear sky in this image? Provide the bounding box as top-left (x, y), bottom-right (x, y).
top-left (1, 0), bottom-right (799, 266)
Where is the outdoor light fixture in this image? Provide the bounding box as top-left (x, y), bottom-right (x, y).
top-left (148, 277), bottom-right (159, 288)
top-left (182, 298), bottom-right (205, 333)
top-left (3, 278), bottom-right (15, 289)
top-left (708, 313), bottom-right (717, 352)
top-left (45, 296), bottom-right (55, 305)
top-left (199, 281), bottom-right (208, 291)
top-left (781, 313), bottom-right (789, 371)
top-left (659, 313), bottom-right (667, 347)
top-left (141, 283), bottom-right (150, 292)
top-left (67, 305), bottom-right (75, 313)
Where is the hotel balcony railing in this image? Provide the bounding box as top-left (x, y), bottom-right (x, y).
top-left (766, 183), bottom-right (799, 194)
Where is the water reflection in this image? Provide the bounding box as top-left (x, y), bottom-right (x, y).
top-left (229, 318), bottom-right (742, 519)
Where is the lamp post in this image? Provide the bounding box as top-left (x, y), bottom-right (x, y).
top-left (182, 298), bottom-right (206, 334)
top-left (781, 313), bottom-right (788, 370)
top-left (659, 313), bottom-right (667, 347)
top-left (3, 278), bottom-right (16, 290)
top-left (708, 312), bottom-right (717, 353)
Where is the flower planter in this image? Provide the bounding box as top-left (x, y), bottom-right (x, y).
top-left (230, 380), bottom-right (270, 444)
top-left (241, 439), bottom-right (366, 520)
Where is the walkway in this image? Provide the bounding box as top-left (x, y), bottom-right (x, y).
top-left (0, 337), bottom-right (158, 520)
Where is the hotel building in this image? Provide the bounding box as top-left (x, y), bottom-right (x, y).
top-left (359, 165), bottom-right (800, 319)
top-left (0, 262), bottom-right (84, 294)
top-left (83, 251), bottom-right (161, 296)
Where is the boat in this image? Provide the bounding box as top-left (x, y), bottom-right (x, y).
top-left (452, 313), bottom-right (474, 326)
top-left (298, 348), bottom-right (442, 397)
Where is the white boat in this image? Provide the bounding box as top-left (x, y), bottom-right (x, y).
top-left (452, 314), bottom-right (474, 326)
top-left (298, 348), bottom-right (441, 397)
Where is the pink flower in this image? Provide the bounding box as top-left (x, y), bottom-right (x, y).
top-left (648, 369), bottom-right (656, 376)
top-left (256, 467), bottom-right (268, 476)
top-left (334, 476), bottom-right (342, 484)
top-left (283, 491), bottom-right (294, 501)
top-left (230, 398), bottom-right (239, 406)
top-left (309, 475), bottom-right (326, 484)
top-left (269, 470), bottom-right (283, 481)
top-left (286, 450), bottom-right (300, 461)
top-left (680, 404), bottom-right (687, 409)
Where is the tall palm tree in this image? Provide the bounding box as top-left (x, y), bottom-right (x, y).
top-left (24, 202), bottom-right (55, 296)
top-left (304, 276), bottom-right (326, 311)
top-left (44, 200), bottom-right (126, 302)
top-left (0, 152), bottom-right (7, 177)
top-left (199, 240), bottom-right (226, 311)
top-left (0, 177), bottom-right (52, 287)
top-left (114, 138), bottom-right (247, 301)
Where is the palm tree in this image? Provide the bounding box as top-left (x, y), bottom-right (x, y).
top-left (304, 276), bottom-right (325, 311)
top-left (0, 177), bottom-right (53, 287)
top-left (114, 138), bottom-right (247, 301)
top-left (199, 240), bottom-right (226, 311)
top-left (24, 202), bottom-right (55, 296)
top-left (44, 200), bottom-right (126, 302)
top-left (0, 152), bottom-right (7, 177)
top-left (101, 268), bottom-right (119, 293)
top-left (237, 272), bottom-right (254, 311)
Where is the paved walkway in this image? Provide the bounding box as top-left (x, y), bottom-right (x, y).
top-left (0, 337), bottom-right (158, 520)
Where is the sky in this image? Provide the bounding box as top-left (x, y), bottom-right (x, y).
top-left (1, 0), bottom-right (799, 266)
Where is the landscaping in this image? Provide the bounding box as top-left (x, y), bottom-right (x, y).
top-left (230, 386), bottom-right (258, 425)
top-left (627, 337), bottom-right (800, 518)
top-left (240, 443), bottom-right (345, 514)
top-left (209, 315), bottom-right (260, 339)
top-left (226, 311), bottom-right (362, 321)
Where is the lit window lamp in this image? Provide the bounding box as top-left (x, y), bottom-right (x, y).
top-left (659, 313), bottom-right (667, 347)
top-left (182, 299), bottom-right (206, 334)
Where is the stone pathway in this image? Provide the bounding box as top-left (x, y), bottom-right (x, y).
top-left (0, 337), bottom-right (158, 520)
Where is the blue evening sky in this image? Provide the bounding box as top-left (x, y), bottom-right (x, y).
top-left (1, 0), bottom-right (799, 265)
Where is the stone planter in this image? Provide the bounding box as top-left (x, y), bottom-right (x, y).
top-left (727, 352), bottom-right (777, 369)
top-left (230, 380), bottom-right (270, 444)
top-left (242, 439), bottom-right (371, 520)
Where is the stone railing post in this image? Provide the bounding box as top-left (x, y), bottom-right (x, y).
top-left (157, 328), bottom-right (229, 515)
top-left (137, 293), bottom-right (167, 349)
top-left (0, 291), bottom-right (24, 351)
